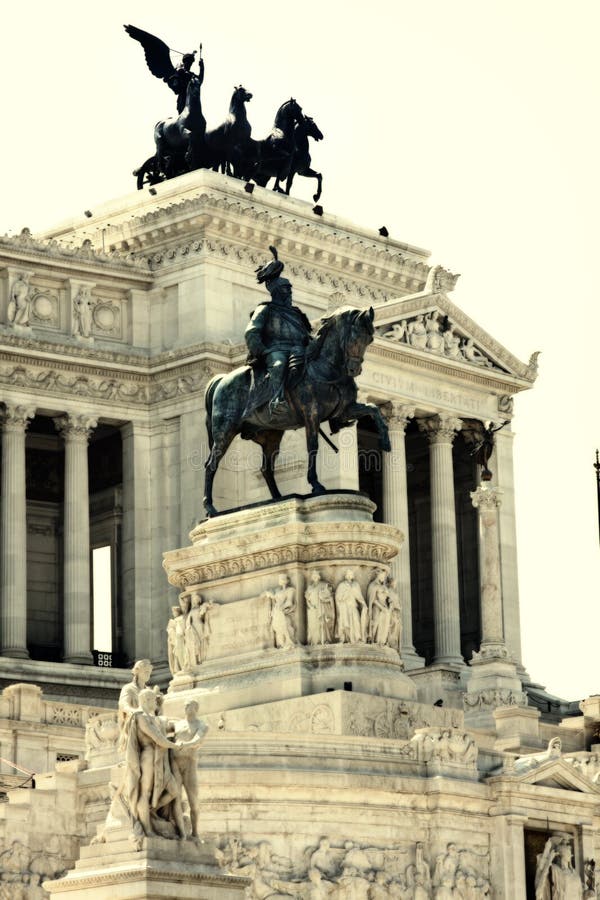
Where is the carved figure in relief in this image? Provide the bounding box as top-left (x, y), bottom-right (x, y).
top-left (460, 337), bottom-right (492, 367)
top-left (405, 842), bottom-right (431, 898)
top-left (7, 273), bottom-right (32, 326)
top-left (174, 592), bottom-right (191, 669)
top-left (386, 577), bottom-right (402, 652)
top-left (367, 568), bottom-right (392, 646)
top-left (166, 606), bottom-right (182, 675)
top-left (171, 699), bottom-right (209, 838)
top-left (310, 837), bottom-right (339, 879)
top-left (535, 834), bottom-right (584, 899)
top-left (335, 570), bottom-right (367, 644)
top-left (306, 570), bottom-right (335, 645)
top-left (72, 285), bottom-right (94, 337)
top-left (185, 591), bottom-right (214, 665)
top-left (337, 866), bottom-right (371, 900)
top-left (425, 310), bottom-right (444, 352)
top-left (268, 574), bottom-right (296, 649)
top-left (381, 320), bottom-right (408, 342)
top-left (443, 326), bottom-right (461, 359)
top-left (407, 314), bottom-right (427, 350)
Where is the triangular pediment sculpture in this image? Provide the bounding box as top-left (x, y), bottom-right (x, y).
top-left (373, 288), bottom-right (539, 383)
top-left (507, 758), bottom-right (600, 794)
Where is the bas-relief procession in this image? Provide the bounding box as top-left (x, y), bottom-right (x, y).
top-left (0, 23), bottom-right (595, 900)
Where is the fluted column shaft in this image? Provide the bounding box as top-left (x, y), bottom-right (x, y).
top-left (471, 484), bottom-right (504, 647)
top-left (382, 403), bottom-right (424, 667)
top-left (55, 414), bottom-right (97, 664)
top-left (419, 414), bottom-right (463, 666)
top-left (1, 405), bottom-right (35, 657)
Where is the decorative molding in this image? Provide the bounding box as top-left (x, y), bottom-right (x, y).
top-left (0, 227), bottom-right (147, 272)
top-left (463, 688), bottom-right (527, 710)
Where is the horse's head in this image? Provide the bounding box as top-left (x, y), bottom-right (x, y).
top-left (312, 307), bottom-right (375, 378)
top-left (275, 98), bottom-right (304, 129)
top-left (303, 115), bottom-right (324, 142)
top-left (343, 307), bottom-right (375, 376)
top-left (233, 85), bottom-right (253, 104)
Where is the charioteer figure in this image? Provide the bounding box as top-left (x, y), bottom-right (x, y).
top-left (244, 247), bottom-right (312, 415)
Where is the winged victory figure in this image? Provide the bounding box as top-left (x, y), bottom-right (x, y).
top-left (124, 25), bottom-right (203, 114)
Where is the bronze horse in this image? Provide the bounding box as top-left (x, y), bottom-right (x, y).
top-left (285, 114), bottom-right (324, 202)
top-left (243, 98), bottom-right (305, 192)
top-left (203, 307), bottom-right (391, 517)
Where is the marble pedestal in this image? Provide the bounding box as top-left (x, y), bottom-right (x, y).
top-left (44, 831), bottom-right (246, 899)
top-left (163, 492), bottom-right (417, 710)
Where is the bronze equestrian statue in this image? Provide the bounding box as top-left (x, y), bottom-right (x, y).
top-left (203, 248), bottom-right (391, 517)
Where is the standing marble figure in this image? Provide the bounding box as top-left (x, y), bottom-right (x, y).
top-left (305, 570), bottom-right (335, 645)
top-left (335, 571), bottom-right (367, 644)
top-left (171, 699), bottom-right (209, 839)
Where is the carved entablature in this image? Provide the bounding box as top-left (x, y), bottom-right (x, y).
top-left (0, 227), bottom-right (146, 272)
top-left (377, 307), bottom-right (509, 373)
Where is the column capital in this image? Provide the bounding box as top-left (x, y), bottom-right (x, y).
top-left (54, 413), bottom-right (97, 442)
top-left (382, 402), bottom-right (415, 431)
top-left (1, 404), bottom-right (35, 432)
top-left (418, 413), bottom-right (462, 444)
top-left (471, 484), bottom-right (503, 510)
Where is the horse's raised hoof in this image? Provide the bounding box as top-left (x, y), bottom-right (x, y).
top-left (379, 436), bottom-right (392, 453)
top-left (310, 482), bottom-right (326, 496)
top-left (313, 193), bottom-right (320, 202)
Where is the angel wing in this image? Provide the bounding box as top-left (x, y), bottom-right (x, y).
top-left (124, 24), bottom-right (176, 83)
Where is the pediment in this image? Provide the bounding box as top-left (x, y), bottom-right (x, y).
top-left (373, 289), bottom-right (538, 384)
top-left (514, 759), bottom-right (600, 793)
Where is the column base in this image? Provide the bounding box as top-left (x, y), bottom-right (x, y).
top-left (63, 653), bottom-right (93, 665)
top-left (1, 647), bottom-right (30, 659)
top-left (432, 655), bottom-right (465, 668)
top-left (401, 645), bottom-right (426, 670)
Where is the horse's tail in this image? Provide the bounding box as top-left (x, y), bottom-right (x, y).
top-left (204, 374), bottom-right (222, 460)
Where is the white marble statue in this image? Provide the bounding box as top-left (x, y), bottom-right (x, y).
top-left (171, 699), bottom-right (209, 838)
top-left (166, 606), bottom-right (183, 675)
top-left (407, 314), bottom-right (427, 350)
top-left (386, 577), bottom-right (402, 652)
top-left (460, 337), bottom-right (492, 367)
top-left (335, 570), bottom-right (367, 644)
top-left (268, 574), bottom-right (296, 649)
top-left (367, 569), bottom-right (391, 646)
top-left (425, 310), bottom-right (444, 352)
top-left (305, 570), bottom-right (335, 646)
top-left (72, 285), bottom-right (94, 337)
top-left (185, 590), bottom-right (214, 666)
top-left (118, 658), bottom-right (154, 737)
top-left (7, 273), bottom-right (32, 327)
top-left (535, 835), bottom-right (584, 900)
top-left (121, 687), bottom-right (187, 839)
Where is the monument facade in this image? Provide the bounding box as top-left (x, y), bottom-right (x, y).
top-left (0, 169), bottom-right (596, 899)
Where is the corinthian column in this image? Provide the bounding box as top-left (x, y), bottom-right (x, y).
top-left (54, 414), bottom-right (97, 664)
top-left (471, 484), bottom-right (505, 654)
top-left (418, 414), bottom-right (463, 666)
top-left (382, 402), bottom-right (424, 668)
top-left (1, 404), bottom-right (35, 657)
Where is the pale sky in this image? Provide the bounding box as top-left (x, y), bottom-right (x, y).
top-left (1, 2), bottom-right (598, 699)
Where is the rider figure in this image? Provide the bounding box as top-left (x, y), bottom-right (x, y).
top-left (244, 247), bottom-right (312, 414)
top-left (168, 52), bottom-right (203, 114)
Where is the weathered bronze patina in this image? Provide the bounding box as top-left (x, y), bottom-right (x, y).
top-left (203, 248), bottom-right (390, 517)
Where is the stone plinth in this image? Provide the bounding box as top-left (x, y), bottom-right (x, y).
top-left (162, 492), bottom-right (417, 708)
top-left (44, 831), bottom-right (246, 899)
